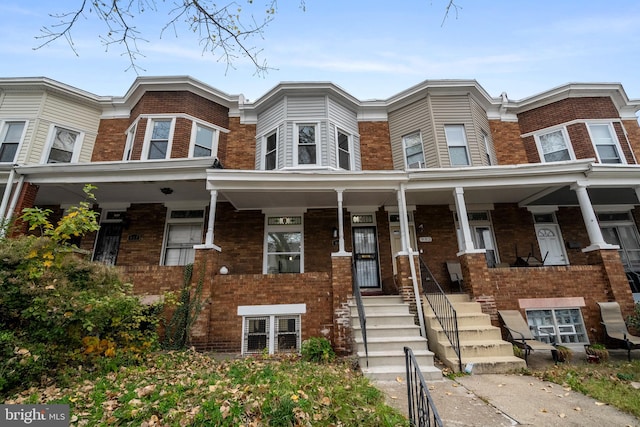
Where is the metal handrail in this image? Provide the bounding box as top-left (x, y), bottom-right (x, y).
top-left (352, 260), bottom-right (368, 367)
top-left (405, 346), bottom-right (444, 427)
top-left (419, 257), bottom-right (462, 373)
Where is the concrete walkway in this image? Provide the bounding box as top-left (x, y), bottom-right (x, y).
top-left (375, 351), bottom-right (639, 426)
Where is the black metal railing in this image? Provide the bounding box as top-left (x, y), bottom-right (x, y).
top-left (419, 257), bottom-right (462, 373)
top-left (405, 346), bottom-right (444, 427)
top-left (352, 261), bottom-right (368, 367)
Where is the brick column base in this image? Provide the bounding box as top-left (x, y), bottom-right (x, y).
top-left (586, 248), bottom-right (635, 317)
top-left (188, 248), bottom-right (220, 348)
top-left (332, 254), bottom-right (353, 355)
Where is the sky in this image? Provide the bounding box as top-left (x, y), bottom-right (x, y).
top-left (1, 1), bottom-right (640, 106)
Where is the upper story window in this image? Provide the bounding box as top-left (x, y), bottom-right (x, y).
top-left (535, 128), bottom-right (573, 162)
top-left (0, 121), bottom-right (26, 163)
top-left (144, 118), bottom-right (174, 160)
top-left (45, 125), bottom-right (82, 163)
top-left (587, 123), bottom-right (624, 164)
top-left (264, 131), bottom-right (278, 170)
top-left (192, 123), bottom-right (216, 157)
top-left (403, 131), bottom-right (425, 169)
top-left (123, 123), bottom-right (136, 161)
top-left (337, 130), bottom-right (352, 170)
top-left (445, 125), bottom-right (470, 166)
top-left (296, 124), bottom-right (317, 165)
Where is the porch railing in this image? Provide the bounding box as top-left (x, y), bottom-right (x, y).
top-left (405, 346), bottom-right (444, 427)
top-left (419, 257), bottom-right (462, 373)
top-left (352, 260), bottom-right (368, 367)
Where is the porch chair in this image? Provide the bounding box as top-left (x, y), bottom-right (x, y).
top-left (445, 260), bottom-right (463, 292)
top-left (498, 310), bottom-right (558, 365)
top-left (596, 301), bottom-right (640, 361)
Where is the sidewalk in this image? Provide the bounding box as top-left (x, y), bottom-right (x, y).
top-left (375, 350), bottom-right (640, 426)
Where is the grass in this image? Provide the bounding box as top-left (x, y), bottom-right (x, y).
top-left (2, 350), bottom-right (409, 426)
top-left (535, 359), bottom-right (640, 418)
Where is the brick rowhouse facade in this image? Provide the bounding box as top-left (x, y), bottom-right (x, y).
top-left (3, 76), bottom-right (639, 356)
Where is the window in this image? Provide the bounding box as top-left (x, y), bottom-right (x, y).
top-left (536, 128), bottom-right (572, 162)
top-left (599, 212), bottom-right (640, 295)
top-left (588, 123), bottom-right (623, 164)
top-left (445, 125), bottom-right (470, 166)
top-left (192, 124), bottom-right (216, 157)
top-left (146, 119), bottom-right (173, 160)
top-left (265, 216), bottom-right (303, 274)
top-left (162, 209), bottom-right (204, 266)
top-left (297, 124), bottom-right (317, 165)
top-left (242, 314), bottom-right (301, 354)
top-left (403, 131), bottom-right (425, 169)
top-left (47, 126), bottom-right (80, 163)
top-left (0, 121), bottom-right (25, 163)
top-left (526, 308), bottom-right (588, 345)
top-left (337, 130), bottom-right (351, 170)
top-left (264, 131), bottom-right (277, 170)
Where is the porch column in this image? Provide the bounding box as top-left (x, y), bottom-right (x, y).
top-left (335, 189), bottom-right (348, 254)
top-left (570, 183), bottom-right (617, 251)
top-left (5, 175), bottom-right (25, 221)
top-left (0, 167), bottom-right (15, 227)
top-left (195, 189), bottom-right (221, 251)
top-left (398, 184), bottom-right (426, 338)
top-left (453, 187), bottom-right (476, 254)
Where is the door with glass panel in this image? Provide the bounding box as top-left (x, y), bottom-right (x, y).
top-left (93, 223), bottom-right (123, 265)
top-left (353, 226), bottom-right (380, 289)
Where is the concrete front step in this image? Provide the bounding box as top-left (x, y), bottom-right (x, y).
top-left (354, 336), bottom-right (428, 353)
top-left (353, 324), bottom-right (421, 340)
top-left (424, 310), bottom-right (492, 328)
top-left (351, 314), bottom-right (417, 328)
top-left (438, 340), bottom-right (516, 359)
top-left (452, 356), bottom-right (527, 374)
top-left (429, 324), bottom-right (503, 342)
top-left (361, 364), bottom-right (442, 381)
top-left (350, 304), bottom-right (412, 316)
top-left (358, 349), bottom-right (435, 369)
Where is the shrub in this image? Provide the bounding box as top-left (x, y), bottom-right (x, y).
top-left (628, 303), bottom-right (640, 334)
top-left (300, 337), bottom-right (335, 363)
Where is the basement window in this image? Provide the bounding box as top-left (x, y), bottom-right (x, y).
top-left (242, 314), bottom-right (301, 355)
top-left (525, 308), bottom-right (588, 345)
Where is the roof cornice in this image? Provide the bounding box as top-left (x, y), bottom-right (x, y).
top-left (0, 76), bottom-right (106, 108)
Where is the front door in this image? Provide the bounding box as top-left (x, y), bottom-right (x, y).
top-left (93, 223), bottom-right (123, 265)
top-left (353, 226), bottom-right (380, 289)
top-left (535, 224), bottom-right (567, 265)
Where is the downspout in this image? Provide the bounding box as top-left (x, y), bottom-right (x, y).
top-left (399, 183), bottom-right (426, 338)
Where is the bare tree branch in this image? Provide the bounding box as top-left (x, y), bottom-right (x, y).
top-left (441, 0), bottom-right (461, 26)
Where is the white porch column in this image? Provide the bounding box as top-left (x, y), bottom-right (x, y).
top-left (335, 189), bottom-right (348, 254)
top-left (398, 184), bottom-right (427, 338)
top-left (570, 183), bottom-right (617, 251)
top-left (195, 189), bottom-right (221, 251)
top-left (5, 175), bottom-right (25, 221)
top-left (0, 167), bottom-right (16, 226)
top-left (453, 187), bottom-right (476, 253)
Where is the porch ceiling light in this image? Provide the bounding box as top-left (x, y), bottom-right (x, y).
top-left (160, 187), bottom-right (173, 195)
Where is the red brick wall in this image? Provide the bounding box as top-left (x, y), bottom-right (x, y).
top-left (489, 120), bottom-right (529, 165)
top-left (516, 97), bottom-right (633, 164)
top-left (556, 207), bottom-right (591, 265)
top-left (126, 91), bottom-right (230, 161)
top-left (112, 204), bottom-right (168, 266)
top-left (492, 204), bottom-right (539, 265)
top-left (358, 121), bottom-right (394, 170)
top-left (622, 119), bottom-right (640, 162)
top-left (332, 255), bottom-right (354, 355)
top-left (9, 183), bottom-right (39, 236)
top-left (92, 118), bottom-right (129, 161)
top-left (224, 117), bottom-right (256, 169)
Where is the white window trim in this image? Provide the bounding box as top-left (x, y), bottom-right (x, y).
top-left (263, 214), bottom-right (304, 274)
top-left (336, 128), bottom-right (354, 170)
top-left (586, 122), bottom-right (626, 165)
top-left (0, 119), bottom-right (28, 163)
top-left (262, 129), bottom-right (279, 170)
top-left (40, 123), bottom-right (84, 164)
top-left (294, 122), bottom-right (320, 167)
top-left (402, 131), bottom-right (425, 169)
top-left (189, 121), bottom-right (219, 158)
top-left (444, 124), bottom-right (471, 166)
top-left (238, 305), bottom-right (306, 355)
top-left (533, 126), bottom-right (576, 163)
top-left (123, 121), bottom-right (137, 161)
top-left (160, 206), bottom-right (205, 266)
top-left (482, 130), bottom-right (493, 165)
top-left (141, 117), bottom-right (176, 161)
top-left (454, 210), bottom-right (500, 265)
top-left (525, 307), bottom-right (589, 349)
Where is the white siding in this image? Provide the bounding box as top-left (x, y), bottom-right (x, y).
top-left (0, 92), bottom-right (45, 165)
top-left (430, 95), bottom-right (480, 167)
top-left (388, 97), bottom-right (433, 170)
top-left (328, 97), bottom-right (360, 170)
top-left (470, 97), bottom-right (495, 166)
top-left (256, 101), bottom-right (286, 170)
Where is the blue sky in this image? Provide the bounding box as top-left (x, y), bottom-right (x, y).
top-left (2, 1), bottom-right (640, 105)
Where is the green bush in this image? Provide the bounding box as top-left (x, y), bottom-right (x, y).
top-left (0, 185), bottom-right (161, 394)
top-left (300, 337), bottom-right (335, 363)
top-left (628, 303), bottom-right (640, 334)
